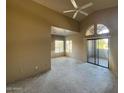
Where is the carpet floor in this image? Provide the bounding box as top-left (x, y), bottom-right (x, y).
top-left (7, 57), bottom-right (117, 93)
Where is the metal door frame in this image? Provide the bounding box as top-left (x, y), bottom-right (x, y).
top-left (87, 37), bottom-right (109, 68)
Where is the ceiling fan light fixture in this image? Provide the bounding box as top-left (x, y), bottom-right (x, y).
top-left (79, 11), bottom-right (88, 16)
top-left (71, 0), bottom-right (78, 9)
top-left (79, 2), bottom-right (93, 10)
top-left (63, 0), bottom-right (93, 19)
top-left (63, 10), bottom-right (76, 13)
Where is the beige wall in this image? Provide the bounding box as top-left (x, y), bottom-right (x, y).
top-left (51, 35), bottom-right (65, 58)
top-left (7, 0), bottom-right (79, 83)
top-left (7, 0), bottom-right (117, 83)
top-left (51, 34), bottom-right (84, 61)
top-left (66, 33), bottom-right (84, 61)
top-left (80, 7), bottom-right (118, 76)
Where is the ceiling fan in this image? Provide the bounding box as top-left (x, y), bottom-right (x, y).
top-left (63, 0), bottom-right (93, 19)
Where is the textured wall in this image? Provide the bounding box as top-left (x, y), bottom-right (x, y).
top-left (7, 0), bottom-right (117, 83)
top-left (66, 33), bottom-right (84, 61)
top-left (80, 7), bottom-right (118, 76)
top-left (7, 0), bottom-right (79, 83)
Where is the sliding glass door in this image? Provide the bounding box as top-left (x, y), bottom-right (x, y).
top-left (87, 40), bottom-right (95, 64)
top-left (87, 38), bottom-right (109, 68)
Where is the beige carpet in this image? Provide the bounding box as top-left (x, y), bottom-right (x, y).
top-left (7, 57), bottom-right (117, 93)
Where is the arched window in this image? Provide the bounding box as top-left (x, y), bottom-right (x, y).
top-left (85, 24), bottom-right (109, 37)
top-left (85, 25), bottom-right (95, 36)
top-left (86, 24), bottom-right (110, 68)
top-left (97, 24), bottom-right (109, 34)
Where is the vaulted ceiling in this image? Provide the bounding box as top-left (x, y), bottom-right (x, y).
top-left (33, 0), bottom-right (118, 22)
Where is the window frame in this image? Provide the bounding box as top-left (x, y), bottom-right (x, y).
top-left (85, 24), bottom-right (110, 38)
top-left (55, 40), bottom-right (64, 53)
top-left (66, 40), bottom-right (72, 53)
top-left (85, 25), bottom-right (95, 36)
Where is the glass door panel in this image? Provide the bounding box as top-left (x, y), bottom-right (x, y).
top-left (87, 40), bottom-right (95, 64)
top-left (97, 39), bottom-right (109, 67)
top-left (96, 40), bottom-right (99, 65)
top-left (87, 38), bottom-right (109, 68)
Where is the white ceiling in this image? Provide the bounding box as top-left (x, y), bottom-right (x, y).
top-left (33, 0), bottom-right (118, 21)
top-left (51, 26), bottom-right (78, 36)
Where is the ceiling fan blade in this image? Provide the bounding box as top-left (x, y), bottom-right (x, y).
top-left (79, 2), bottom-right (93, 10)
top-left (71, 0), bottom-right (78, 9)
top-left (63, 10), bottom-right (76, 13)
top-left (73, 11), bottom-right (78, 19)
top-left (79, 11), bottom-right (88, 16)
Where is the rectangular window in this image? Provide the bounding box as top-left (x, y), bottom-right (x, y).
top-left (66, 40), bottom-right (72, 53)
top-left (96, 39), bottom-right (108, 50)
top-left (55, 40), bottom-right (64, 53)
